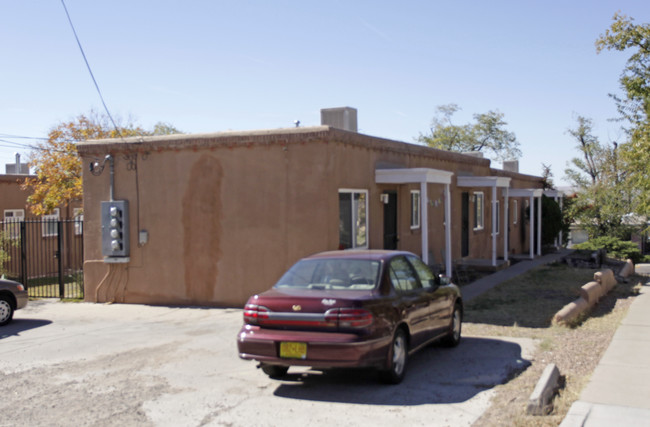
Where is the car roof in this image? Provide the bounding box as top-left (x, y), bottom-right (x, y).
top-left (303, 250), bottom-right (416, 262)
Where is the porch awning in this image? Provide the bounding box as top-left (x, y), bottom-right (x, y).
top-left (509, 188), bottom-right (544, 258)
top-left (375, 168), bottom-right (453, 185)
top-left (375, 168), bottom-right (453, 276)
top-left (456, 176), bottom-right (512, 266)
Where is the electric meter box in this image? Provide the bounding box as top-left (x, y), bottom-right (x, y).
top-left (101, 200), bottom-right (130, 258)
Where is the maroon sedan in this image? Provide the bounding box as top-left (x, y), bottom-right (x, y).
top-left (237, 250), bottom-right (463, 384)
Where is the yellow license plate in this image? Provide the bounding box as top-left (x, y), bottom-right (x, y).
top-left (279, 341), bottom-right (307, 359)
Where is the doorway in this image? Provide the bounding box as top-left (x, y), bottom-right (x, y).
top-left (383, 192), bottom-right (398, 250)
top-left (461, 192), bottom-right (469, 257)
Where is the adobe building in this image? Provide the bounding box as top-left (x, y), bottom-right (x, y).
top-left (1, 155), bottom-right (82, 283)
top-left (77, 108), bottom-right (553, 307)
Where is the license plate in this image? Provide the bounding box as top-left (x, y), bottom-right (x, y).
top-left (279, 341), bottom-right (307, 359)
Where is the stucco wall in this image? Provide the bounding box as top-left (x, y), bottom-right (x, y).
top-left (78, 127), bottom-right (543, 307)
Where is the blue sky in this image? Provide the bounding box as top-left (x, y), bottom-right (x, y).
top-left (2, 1), bottom-right (649, 185)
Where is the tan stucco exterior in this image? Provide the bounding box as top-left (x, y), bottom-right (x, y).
top-left (78, 126), bottom-right (544, 307)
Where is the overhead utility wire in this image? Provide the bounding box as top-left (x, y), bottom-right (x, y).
top-left (0, 134), bottom-right (49, 140)
top-left (0, 139), bottom-right (69, 154)
top-left (60, 0), bottom-right (123, 139)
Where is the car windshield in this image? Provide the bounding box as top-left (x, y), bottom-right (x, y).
top-left (274, 258), bottom-right (381, 290)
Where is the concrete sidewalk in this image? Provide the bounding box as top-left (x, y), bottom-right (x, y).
top-left (561, 264), bottom-right (650, 427)
top-left (462, 249), bottom-right (573, 302)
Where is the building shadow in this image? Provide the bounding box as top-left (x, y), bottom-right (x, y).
top-left (272, 337), bottom-right (530, 405)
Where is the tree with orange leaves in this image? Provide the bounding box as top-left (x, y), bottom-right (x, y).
top-left (24, 110), bottom-right (180, 215)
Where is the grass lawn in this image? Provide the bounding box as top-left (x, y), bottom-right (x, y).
top-left (26, 272), bottom-right (84, 299)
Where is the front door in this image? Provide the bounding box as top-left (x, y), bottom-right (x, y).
top-left (383, 192), bottom-right (398, 250)
top-left (461, 192), bottom-right (469, 257)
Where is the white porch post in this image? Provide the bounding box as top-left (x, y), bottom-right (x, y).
top-left (553, 195), bottom-right (559, 248)
top-left (529, 196), bottom-right (534, 259)
top-left (537, 195), bottom-right (542, 256)
top-left (557, 195), bottom-right (564, 249)
top-left (444, 183), bottom-right (452, 277)
top-left (421, 181), bottom-right (429, 264)
top-left (504, 188), bottom-right (509, 262)
top-left (491, 185), bottom-right (497, 267)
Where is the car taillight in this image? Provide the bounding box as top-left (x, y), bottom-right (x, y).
top-left (243, 304), bottom-right (270, 325)
top-left (325, 308), bottom-right (373, 328)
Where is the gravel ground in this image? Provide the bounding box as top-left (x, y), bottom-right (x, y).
top-left (1, 300), bottom-right (538, 427)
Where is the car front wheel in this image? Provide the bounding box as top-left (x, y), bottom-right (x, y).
top-left (0, 296), bottom-right (14, 326)
top-left (441, 303), bottom-right (462, 347)
top-left (380, 328), bottom-right (408, 384)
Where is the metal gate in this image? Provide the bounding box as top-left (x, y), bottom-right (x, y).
top-left (1, 218), bottom-right (84, 299)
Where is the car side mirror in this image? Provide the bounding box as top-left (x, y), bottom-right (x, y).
top-left (438, 274), bottom-right (450, 286)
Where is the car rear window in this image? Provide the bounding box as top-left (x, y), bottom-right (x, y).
top-left (274, 258), bottom-right (380, 290)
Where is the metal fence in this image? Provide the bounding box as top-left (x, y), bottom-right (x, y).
top-left (1, 218), bottom-right (84, 299)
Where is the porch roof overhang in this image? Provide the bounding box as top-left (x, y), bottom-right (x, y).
top-left (543, 189), bottom-right (562, 198)
top-left (375, 167), bottom-right (453, 185)
top-left (457, 175), bottom-right (511, 267)
top-left (375, 167), bottom-right (453, 276)
top-left (509, 188), bottom-right (544, 197)
top-left (456, 175), bottom-right (511, 188)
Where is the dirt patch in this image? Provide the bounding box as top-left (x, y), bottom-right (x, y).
top-left (0, 344), bottom-right (180, 426)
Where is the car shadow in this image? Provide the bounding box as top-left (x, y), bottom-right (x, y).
top-left (272, 336), bottom-right (530, 405)
top-left (0, 318), bottom-right (52, 339)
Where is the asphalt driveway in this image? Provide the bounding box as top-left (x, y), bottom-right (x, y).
top-left (0, 301), bottom-right (535, 426)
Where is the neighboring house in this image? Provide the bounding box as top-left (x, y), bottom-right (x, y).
top-left (0, 170), bottom-right (82, 283)
top-left (77, 107), bottom-right (557, 307)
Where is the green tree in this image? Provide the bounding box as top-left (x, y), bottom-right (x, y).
top-left (152, 122), bottom-right (182, 135)
top-left (596, 13), bottom-right (650, 215)
top-left (564, 116), bottom-right (634, 239)
top-left (24, 111), bottom-right (182, 215)
top-left (417, 104), bottom-right (522, 162)
top-left (541, 163), bottom-right (555, 190)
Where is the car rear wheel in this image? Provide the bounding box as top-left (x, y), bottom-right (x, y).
top-left (441, 303), bottom-right (462, 347)
top-left (380, 328), bottom-right (408, 384)
top-left (0, 296), bottom-right (14, 326)
top-left (261, 364), bottom-right (289, 378)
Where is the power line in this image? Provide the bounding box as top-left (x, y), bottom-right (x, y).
top-left (0, 134), bottom-right (48, 140)
top-left (60, 0), bottom-right (123, 140)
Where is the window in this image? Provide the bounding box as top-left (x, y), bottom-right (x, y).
top-left (474, 192), bottom-right (484, 230)
top-left (73, 208), bottom-right (84, 236)
top-left (513, 200), bottom-right (518, 225)
top-left (389, 256), bottom-right (421, 292)
top-left (495, 200), bottom-right (500, 235)
top-left (3, 209), bottom-right (25, 239)
top-left (410, 190), bottom-right (420, 229)
top-left (407, 255), bottom-right (437, 289)
top-left (339, 190), bottom-right (368, 249)
top-left (42, 208), bottom-right (60, 237)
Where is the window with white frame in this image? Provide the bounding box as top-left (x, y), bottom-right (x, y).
top-left (3, 209), bottom-right (25, 239)
top-left (410, 190), bottom-right (420, 229)
top-left (474, 192), bottom-right (484, 230)
top-left (339, 190), bottom-right (368, 249)
top-left (513, 200), bottom-right (518, 224)
top-left (495, 200), bottom-right (500, 235)
top-left (42, 208), bottom-right (60, 237)
top-left (73, 208), bottom-right (83, 236)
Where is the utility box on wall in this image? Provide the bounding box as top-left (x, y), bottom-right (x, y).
top-left (101, 200), bottom-right (130, 260)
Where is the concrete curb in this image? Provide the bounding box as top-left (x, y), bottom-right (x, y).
top-left (527, 363), bottom-right (560, 415)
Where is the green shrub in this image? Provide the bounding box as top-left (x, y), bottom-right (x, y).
top-left (573, 236), bottom-right (643, 263)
